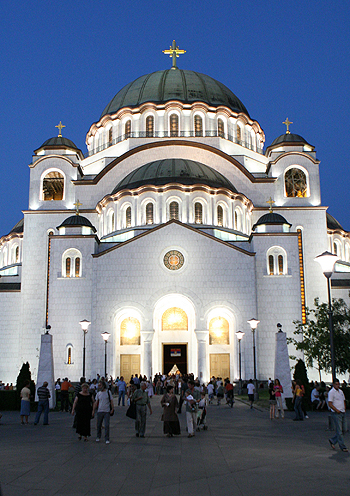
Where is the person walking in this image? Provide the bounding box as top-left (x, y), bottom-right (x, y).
top-left (93, 381), bottom-right (114, 444)
top-left (161, 385), bottom-right (180, 437)
top-left (133, 381), bottom-right (152, 438)
top-left (34, 381), bottom-right (50, 425)
top-left (328, 379), bottom-right (348, 452)
top-left (274, 379), bottom-right (284, 419)
top-left (117, 376), bottom-right (127, 406)
top-left (20, 380), bottom-right (31, 424)
top-left (71, 383), bottom-right (95, 441)
top-left (247, 379), bottom-right (255, 409)
top-left (185, 380), bottom-right (200, 438)
top-left (60, 378), bottom-right (73, 412)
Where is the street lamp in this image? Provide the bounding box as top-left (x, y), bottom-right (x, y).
top-left (247, 318), bottom-right (260, 400)
top-left (79, 319), bottom-right (91, 377)
top-left (314, 251), bottom-right (339, 383)
top-left (101, 331), bottom-right (111, 378)
top-left (236, 330), bottom-right (245, 394)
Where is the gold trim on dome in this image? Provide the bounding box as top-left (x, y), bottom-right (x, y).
top-left (163, 250), bottom-right (184, 270)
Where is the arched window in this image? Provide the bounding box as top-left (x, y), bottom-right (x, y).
top-left (267, 247), bottom-right (287, 275)
top-left (194, 115), bottom-right (203, 137)
top-left (218, 118), bottom-right (225, 138)
top-left (169, 201), bottom-right (179, 220)
top-left (65, 258), bottom-right (71, 278)
top-left (170, 114), bottom-right (179, 137)
top-left (125, 120), bottom-right (131, 139)
top-left (126, 207), bottom-right (132, 228)
top-left (67, 347), bottom-right (72, 365)
top-left (345, 243), bottom-right (350, 262)
top-left (162, 307), bottom-right (188, 331)
top-left (42, 171), bottom-right (64, 201)
top-left (15, 246), bottom-right (19, 263)
top-left (146, 203), bottom-right (154, 225)
top-left (107, 210), bottom-right (115, 233)
top-left (234, 208), bottom-right (242, 231)
top-left (108, 127), bottom-right (113, 145)
top-left (237, 125), bottom-right (242, 143)
top-left (62, 249), bottom-right (82, 278)
top-left (217, 205), bottom-right (223, 227)
top-left (146, 116), bottom-right (154, 137)
top-left (285, 168), bottom-right (307, 197)
top-left (194, 202), bottom-right (203, 224)
top-left (333, 242), bottom-right (337, 255)
top-left (209, 316), bottom-right (229, 345)
top-left (120, 317), bottom-right (141, 345)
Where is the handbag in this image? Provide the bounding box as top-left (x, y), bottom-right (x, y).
top-left (126, 401), bottom-right (137, 419)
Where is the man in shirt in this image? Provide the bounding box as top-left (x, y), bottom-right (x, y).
top-left (60, 377), bottom-right (73, 412)
top-left (34, 381), bottom-right (51, 425)
top-left (247, 379), bottom-right (255, 409)
top-left (93, 380), bottom-right (114, 444)
top-left (117, 376), bottom-right (127, 406)
top-left (185, 380), bottom-right (200, 437)
top-left (133, 381), bottom-right (152, 438)
top-left (328, 379), bottom-right (348, 452)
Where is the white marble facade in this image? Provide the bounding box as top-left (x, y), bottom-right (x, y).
top-left (0, 63), bottom-right (349, 384)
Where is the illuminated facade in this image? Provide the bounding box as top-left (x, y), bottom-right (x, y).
top-left (0, 51), bottom-right (349, 383)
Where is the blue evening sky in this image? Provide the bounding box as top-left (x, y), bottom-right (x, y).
top-left (0, 1), bottom-right (349, 236)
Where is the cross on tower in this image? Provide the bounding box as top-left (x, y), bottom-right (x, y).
top-left (266, 197), bottom-right (275, 213)
top-left (283, 117), bottom-right (293, 134)
top-left (163, 40), bottom-right (186, 69)
top-left (55, 121), bottom-right (66, 137)
top-left (73, 199), bottom-right (82, 215)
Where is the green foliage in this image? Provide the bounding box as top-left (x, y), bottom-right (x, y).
top-left (16, 362), bottom-right (35, 400)
top-left (288, 298), bottom-right (350, 379)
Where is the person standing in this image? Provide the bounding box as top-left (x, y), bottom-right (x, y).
top-left (269, 382), bottom-right (276, 419)
top-left (133, 381), bottom-right (152, 438)
top-left (185, 380), bottom-right (200, 438)
top-left (71, 383), bottom-right (95, 441)
top-left (60, 378), bottom-right (73, 412)
top-left (293, 380), bottom-right (304, 421)
top-left (328, 379), bottom-right (348, 452)
top-left (93, 381), bottom-right (114, 444)
top-left (274, 379), bottom-right (284, 419)
top-left (117, 376), bottom-right (127, 406)
top-left (161, 385), bottom-right (180, 437)
top-left (34, 381), bottom-right (50, 425)
top-left (247, 379), bottom-right (255, 409)
top-left (20, 380), bottom-right (31, 424)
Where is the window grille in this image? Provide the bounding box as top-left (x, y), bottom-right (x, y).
top-left (194, 115), bottom-right (203, 137)
top-left (170, 114), bottom-right (179, 137)
top-left (65, 257), bottom-right (71, 278)
top-left (218, 118), bottom-right (224, 138)
top-left (195, 202), bottom-right (203, 224)
top-left (126, 207), bottom-right (132, 228)
top-left (75, 257), bottom-right (80, 277)
top-left (108, 127), bottom-right (113, 144)
top-left (68, 347), bottom-right (72, 365)
top-left (169, 201), bottom-right (179, 220)
top-left (269, 255), bottom-right (274, 275)
top-left (125, 120), bottom-right (131, 138)
top-left (278, 255), bottom-right (284, 275)
top-left (15, 246), bottom-right (19, 263)
top-left (146, 203), bottom-right (154, 224)
top-left (217, 205), bottom-right (223, 227)
top-left (237, 126), bottom-right (241, 142)
top-left (146, 116), bottom-right (154, 137)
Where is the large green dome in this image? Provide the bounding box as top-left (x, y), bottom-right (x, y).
top-left (101, 69), bottom-right (249, 118)
top-left (111, 159), bottom-right (238, 194)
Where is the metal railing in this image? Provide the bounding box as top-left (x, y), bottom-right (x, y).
top-left (85, 130), bottom-right (264, 158)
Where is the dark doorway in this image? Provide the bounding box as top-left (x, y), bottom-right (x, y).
top-left (163, 344), bottom-right (187, 375)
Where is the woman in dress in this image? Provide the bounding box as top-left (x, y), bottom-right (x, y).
top-left (20, 380), bottom-right (31, 424)
top-left (71, 383), bottom-right (95, 441)
top-left (161, 385), bottom-right (181, 437)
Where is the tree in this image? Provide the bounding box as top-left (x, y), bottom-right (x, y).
top-left (288, 298), bottom-right (350, 381)
top-left (16, 362), bottom-right (35, 401)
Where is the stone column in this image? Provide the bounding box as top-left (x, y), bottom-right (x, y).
top-left (36, 333), bottom-right (55, 408)
top-left (195, 330), bottom-right (208, 383)
top-left (141, 330), bottom-right (155, 380)
top-left (274, 331), bottom-right (293, 399)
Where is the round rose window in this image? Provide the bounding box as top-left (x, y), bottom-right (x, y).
top-left (163, 250), bottom-right (184, 270)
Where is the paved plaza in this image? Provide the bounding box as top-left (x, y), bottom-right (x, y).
top-left (0, 397), bottom-right (349, 496)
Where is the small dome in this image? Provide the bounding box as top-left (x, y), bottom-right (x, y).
top-left (327, 212), bottom-right (344, 231)
top-left (35, 136), bottom-right (80, 152)
top-left (57, 215), bottom-right (96, 232)
top-left (270, 133), bottom-right (311, 147)
top-left (101, 69), bottom-right (249, 118)
top-left (252, 212), bottom-right (291, 231)
top-left (111, 159), bottom-right (238, 195)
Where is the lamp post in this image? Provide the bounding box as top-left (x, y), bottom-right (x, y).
top-left (79, 319), bottom-right (91, 378)
top-left (314, 251), bottom-right (339, 383)
top-left (236, 330), bottom-right (245, 394)
top-left (247, 318), bottom-right (260, 400)
top-left (101, 331), bottom-right (111, 378)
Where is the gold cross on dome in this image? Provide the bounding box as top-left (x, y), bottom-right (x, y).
top-left (163, 40), bottom-right (186, 69)
top-left (266, 197), bottom-right (275, 213)
top-left (73, 199), bottom-right (82, 215)
top-left (283, 117), bottom-right (293, 134)
top-left (55, 121), bottom-right (66, 137)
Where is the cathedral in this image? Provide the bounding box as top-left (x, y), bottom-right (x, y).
top-left (1, 42), bottom-right (349, 384)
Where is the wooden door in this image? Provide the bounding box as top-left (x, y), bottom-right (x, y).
top-left (210, 353), bottom-right (230, 379)
top-left (120, 354), bottom-right (140, 381)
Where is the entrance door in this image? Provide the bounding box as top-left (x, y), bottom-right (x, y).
top-left (120, 354), bottom-right (140, 381)
top-left (210, 353), bottom-right (230, 379)
top-left (163, 344), bottom-right (187, 375)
